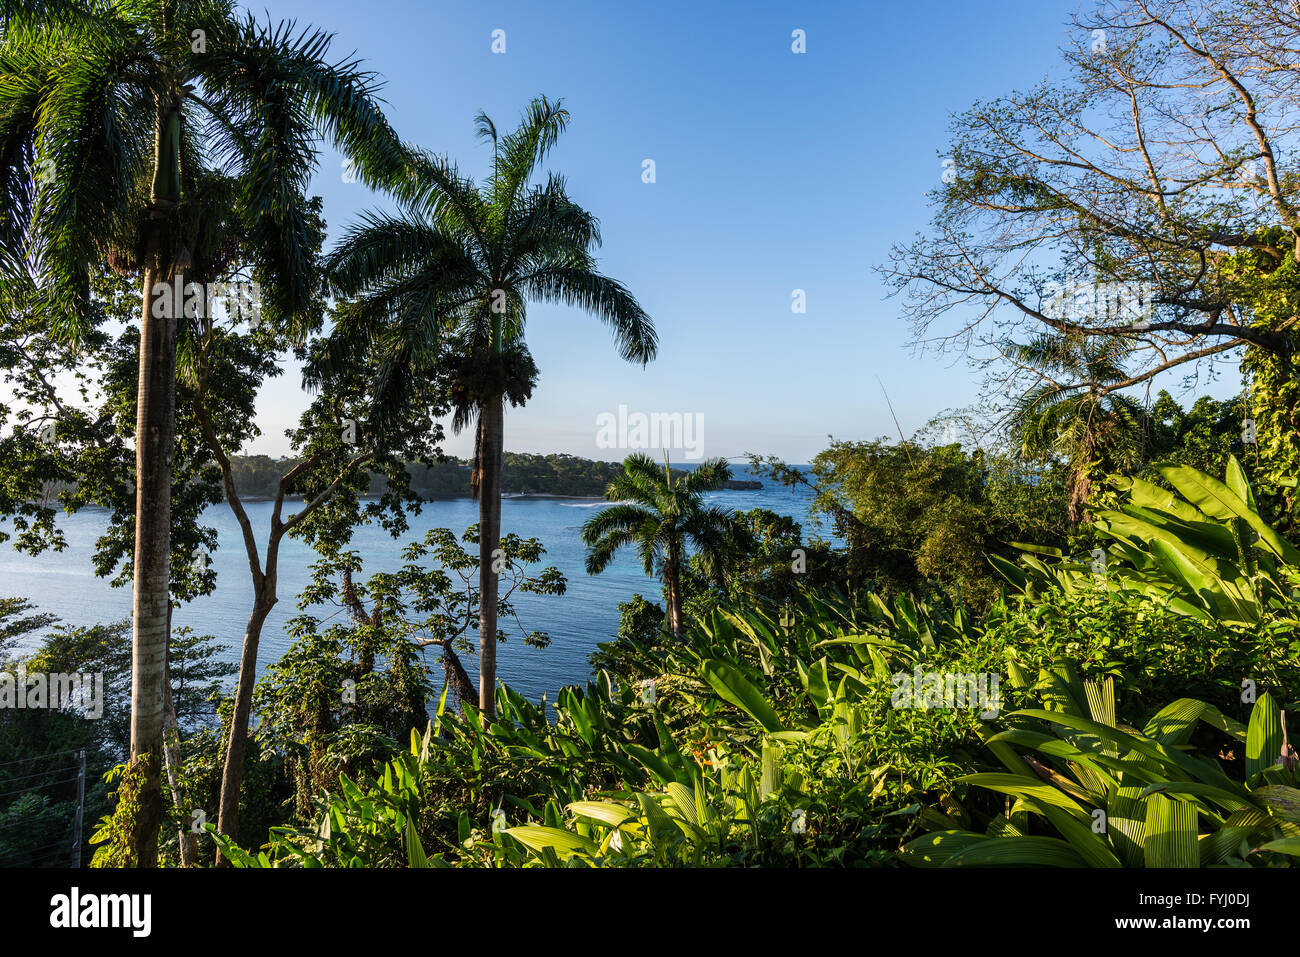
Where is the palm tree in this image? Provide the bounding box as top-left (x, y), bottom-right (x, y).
top-left (581, 453), bottom-right (734, 639)
top-left (1004, 333), bottom-right (1150, 523)
top-left (0, 0), bottom-right (408, 864)
top-left (314, 96), bottom-right (657, 716)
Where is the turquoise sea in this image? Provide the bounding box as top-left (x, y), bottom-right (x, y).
top-left (0, 466), bottom-right (823, 703)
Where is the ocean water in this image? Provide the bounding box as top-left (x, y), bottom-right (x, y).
top-left (0, 467), bottom-right (822, 703)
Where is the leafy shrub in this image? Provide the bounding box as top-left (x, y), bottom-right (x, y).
top-left (902, 667), bottom-right (1300, 868)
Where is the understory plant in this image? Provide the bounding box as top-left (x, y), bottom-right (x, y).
top-left (902, 666), bottom-right (1300, 867)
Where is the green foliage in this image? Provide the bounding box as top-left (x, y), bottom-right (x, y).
top-left (217, 587), bottom-right (994, 867)
top-left (1145, 391), bottom-right (1250, 482)
top-left (582, 453), bottom-right (735, 578)
top-left (995, 456), bottom-right (1300, 632)
top-left (0, 266), bottom-right (226, 600)
top-left (750, 440), bottom-right (1071, 607)
top-left (978, 585), bottom-right (1297, 723)
top-left (903, 671), bottom-right (1300, 868)
top-left (591, 594), bottom-right (667, 672)
top-left (582, 453), bottom-right (735, 636)
top-left (246, 526), bottom-right (564, 821)
top-left (1221, 243), bottom-right (1300, 526)
top-left (0, 604), bottom-right (233, 866)
top-left (0, 790), bottom-right (77, 867)
top-left (89, 762), bottom-right (147, 868)
top-left (1002, 333), bottom-right (1152, 523)
top-left (211, 728), bottom-right (450, 869)
top-left (311, 94), bottom-right (656, 457)
top-left (680, 508), bottom-right (848, 623)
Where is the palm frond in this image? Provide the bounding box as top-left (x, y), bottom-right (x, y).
top-left (678, 456), bottom-right (732, 494)
top-left (494, 94), bottom-right (568, 208)
top-left (523, 266), bottom-right (656, 364)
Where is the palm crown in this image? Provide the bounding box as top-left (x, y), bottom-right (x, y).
top-left (582, 453), bottom-right (734, 638)
top-left (1005, 332), bottom-right (1150, 521)
top-left (1, 0), bottom-right (409, 334)
top-left (312, 94), bottom-right (656, 434)
top-left (312, 95), bottom-right (657, 714)
top-left (0, 0), bottom-right (414, 864)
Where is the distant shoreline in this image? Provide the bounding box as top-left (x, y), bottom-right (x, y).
top-left (27, 487), bottom-right (763, 509)
top-left (231, 491), bottom-right (610, 504)
top-left (241, 488), bottom-right (762, 504)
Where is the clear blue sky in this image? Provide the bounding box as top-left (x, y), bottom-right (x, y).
top-left (247, 0), bottom-right (1085, 462)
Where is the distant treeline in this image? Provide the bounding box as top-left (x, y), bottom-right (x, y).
top-left (230, 452), bottom-right (631, 500)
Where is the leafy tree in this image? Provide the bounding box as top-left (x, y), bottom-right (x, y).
top-left (1145, 391), bottom-right (1247, 477)
top-left (313, 95), bottom-right (656, 715)
top-left (613, 594), bottom-right (667, 646)
top-left (0, 267), bottom-right (220, 602)
top-left (173, 203), bottom-right (447, 853)
top-left (750, 439), bottom-right (1071, 607)
top-left (2, 261), bottom-right (233, 865)
top-left (882, 1), bottom-right (1300, 515)
top-left (0, 0), bottom-right (409, 865)
top-left (0, 596), bottom-right (56, 663)
top-left (257, 527), bottom-right (565, 814)
top-left (1227, 240), bottom-right (1300, 520)
top-left (680, 508), bottom-right (846, 623)
top-left (582, 454), bottom-right (733, 638)
top-left (0, 602), bottom-right (231, 866)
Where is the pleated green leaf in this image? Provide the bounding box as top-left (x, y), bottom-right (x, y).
top-left (567, 801), bottom-right (638, 829)
top-left (1143, 793), bottom-right (1199, 868)
top-left (664, 782), bottom-right (699, 829)
top-left (1107, 786), bottom-right (1148, 868)
top-left (898, 830), bottom-right (991, 867)
top-left (959, 773), bottom-right (1090, 822)
top-left (943, 836), bottom-right (1087, 868)
top-left (1257, 836), bottom-right (1300, 858)
top-left (1254, 785), bottom-right (1300, 824)
top-left (505, 825), bottom-right (599, 859)
top-left (1246, 693), bottom-right (1283, 780)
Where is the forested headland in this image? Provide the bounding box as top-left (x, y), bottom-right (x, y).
top-left (229, 452), bottom-right (625, 500)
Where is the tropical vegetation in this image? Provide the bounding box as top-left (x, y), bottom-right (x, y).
top-left (3, 0), bottom-right (1300, 882)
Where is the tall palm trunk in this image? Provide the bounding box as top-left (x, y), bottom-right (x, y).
top-left (664, 537), bottom-right (684, 640)
top-left (129, 258), bottom-right (175, 867)
top-left (477, 395), bottom-right (504, 716)
top-left (127, 93), bottom-right (184, 867)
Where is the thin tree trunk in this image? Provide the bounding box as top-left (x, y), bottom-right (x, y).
top-left (128, 259), bottom-right (175, 868)
top-left (477, 396), bottom-right (504, 716)
top-left (204, 440), bottom-right (357, 862)
top-left (436, 640), bottom-right (479, 713)
top-left (215, 597), bottom-right (273, 861)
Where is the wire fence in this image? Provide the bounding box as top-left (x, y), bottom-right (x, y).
top-left (0, 749), bottom-right (86, 868)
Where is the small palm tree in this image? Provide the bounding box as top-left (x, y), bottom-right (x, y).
top-left (315, 96), bottom-right (656, 715)
top-left (1004, 333), bottom-right (1150, 523)
top-left (582, 453), bottom-right (734, 639)
top-left (0, 0), bottom-right (409, 863)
